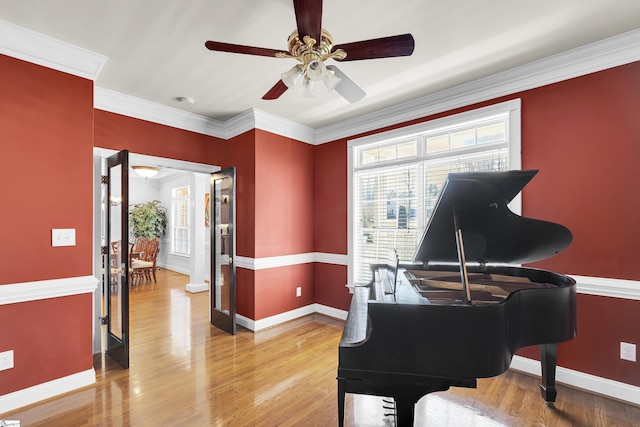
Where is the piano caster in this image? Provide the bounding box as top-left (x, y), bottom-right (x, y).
top-left (546, 401), bottom-right (556, 408)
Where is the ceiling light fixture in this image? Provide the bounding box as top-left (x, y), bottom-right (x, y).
top-left (279, 30), bottom-right (343, 98)
top-left (132, 166), bottom-right (160, 179)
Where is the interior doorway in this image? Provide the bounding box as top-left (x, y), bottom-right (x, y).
top-left (92, 148), bottom-right (220, 355)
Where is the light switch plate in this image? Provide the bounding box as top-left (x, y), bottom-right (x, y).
top-left (52, 228), bottom-right (76, 247)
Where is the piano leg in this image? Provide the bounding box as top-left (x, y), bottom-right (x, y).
top-left (337, 378), bottom-right (346, 427)
top-left (539, 343), bottom-right (558, 407)
top-left (394, 399), bottom-right (416, 427)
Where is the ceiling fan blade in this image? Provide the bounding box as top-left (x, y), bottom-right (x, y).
top-left (333, 34), bottom-right (415, 61)
top-left (293, 0), bottom-right (322, 45)
top-left (262, 80), bottom-right (289, 100)
top-left (326, 65), bottom-right (366, 103)
top-left (205, 41), bottom-right (287, 58)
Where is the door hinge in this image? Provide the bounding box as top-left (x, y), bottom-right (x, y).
top-left (100, 316), bottom-right (108, 325)
top-left (101, 246), bottom-right (109, 255)
top-left (101, 175), bottom-right (109, 184)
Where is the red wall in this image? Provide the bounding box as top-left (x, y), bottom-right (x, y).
top-left (0, 55), bottom-right (95, 395)
top-left (254, 264), bottom-right (315, 319)
top-left (0, 55), bottom-right (94, 284)
top-left (254, 129), bottom-right (315, 257)
top-left (314, 140), bottom-right (350, 310)
top-left (0, 294), bottom-right (92, 395)
top-left (521, 63), bottom-right (640, 280)
top-left (227, 130), bottom-right (256, 259)
top-left (313, 61), bottom-right (640, 387)
top-left (251, 130), bottom-right (316, 320)
top-left (227, 130), bottom-right (256, 319)
top-left (94, 110), bottom-right (227, 165)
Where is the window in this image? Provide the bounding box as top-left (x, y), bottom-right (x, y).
top-left (349, 100), bottom-right (521, 284)
top-left (172, 186), bottom-right (190, 255)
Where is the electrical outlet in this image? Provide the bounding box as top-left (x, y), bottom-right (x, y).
top-left (296, 286), bottom-right (302, 297)
top-left (0, 350), bottom-right (14, 371)
top-left (620, 342), bottom-right (636, 362)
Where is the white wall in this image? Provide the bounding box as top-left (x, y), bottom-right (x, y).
top-left (154, 172), bottom-right (211, 279)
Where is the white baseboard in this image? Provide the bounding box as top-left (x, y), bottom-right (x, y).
top-left (315, 304), bottom-right (348, 321)
top-left (185, 283), bottom-right (208, 293)
top-left (0, 368), bottom-right (95, 414)
top-left (237, 304), bottom-right (348, 332)
top-left (156, 264), bottom-right (189, 276)
top-left (510, 355), bottom-right (640, 405)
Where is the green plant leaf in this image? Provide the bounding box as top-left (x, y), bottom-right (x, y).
top-left (129, 200), bottom-right (167, 239)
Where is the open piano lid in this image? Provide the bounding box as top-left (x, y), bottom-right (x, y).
top-left (413, 170), bottom-right (572, 265)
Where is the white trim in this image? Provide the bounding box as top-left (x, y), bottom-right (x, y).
top-left (572, 275), bottom-right (640, 300)
top-left (0, 275), bottom-right (99, 305)
top-left (94, 87), bottom-right (227, 139)
top-left (233, 255), bottom-right (255, 270)
top-left (0, 368), bottom-right (95, 414)
top-left (185, 283), bottom-right (208, 293)
top-left (235, 252), bottom-right (348, 270)
top-left (253, 305), bottom-right (317, 331)
top-left (3, 21), bottom-right (639, 146)
top-left (347, 99), bottom-right (520, 148)
top-left (315, 28), bottom-right (640, 144)
top-left (236, 313), bottom-right (256, 331)
top-left (237, 304), bottom-right (348, 332)
top-left (510, 355), bottom-right (640, 406)
top-left (312, 252), bottom-right (349, 265)
top-left (252, 253), bottom-right (316, 270)
top-left (347, 100), bottom-right (522, 286)
top-left (232, 254), bottom-right (640, 301)
top-left (315, 304), bottom-right (348, 321)
top-left (0, 19), bottom-right (107, 81)
top-left (252, 109), bottom-right (316, 144)
top-left (156, 263), bottom-right (190, 276)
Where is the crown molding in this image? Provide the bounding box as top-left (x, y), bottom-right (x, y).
top-left (94, 87), bottom-right (228, 139)
top-left (314, 27), bottom-right (640, 144)
top-left (4, 19), bottom-right (638, 146)
top-left (253, 109), bottom-right (316, 144)
top-left (0, 19), bottom-right (107, 80)
top-left (94, 27), bottom-right (638, 145)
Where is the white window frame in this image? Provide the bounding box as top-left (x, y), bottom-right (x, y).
top-left (171, 185), bottom-right (191, 256)
top-left (347, 99), bottom-right (522, 285)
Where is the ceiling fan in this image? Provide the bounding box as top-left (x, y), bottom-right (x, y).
top-left (204, 0), bottom-right (415, 103)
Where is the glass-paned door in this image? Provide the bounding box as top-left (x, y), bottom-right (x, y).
top-left (210, 168), bottom-right (236, 335)
top-left (105, 150), bottom-right (130, 368)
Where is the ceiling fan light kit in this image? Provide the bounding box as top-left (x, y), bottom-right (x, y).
top-left (204, 0), bottom-right (414, 103)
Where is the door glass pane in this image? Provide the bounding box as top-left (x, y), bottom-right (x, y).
top-left (213, 177), bottom-right (231, 314)
top-left (109, 164), bottom-right (124, 340)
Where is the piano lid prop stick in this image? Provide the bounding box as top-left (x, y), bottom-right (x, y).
top-left (453, 208), bottom-right (472, 304)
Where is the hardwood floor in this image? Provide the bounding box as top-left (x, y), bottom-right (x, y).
top-left (3, 269), bottom-right (639, 426)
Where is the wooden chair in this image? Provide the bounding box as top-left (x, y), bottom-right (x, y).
top-left (130, 237), bottom-right (160, 285)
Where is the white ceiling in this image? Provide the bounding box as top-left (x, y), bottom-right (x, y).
top-left (1, 0), bottom-right (639, 129)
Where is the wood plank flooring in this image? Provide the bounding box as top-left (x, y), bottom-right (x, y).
top-left (2, 269), bottom-right (639, 426)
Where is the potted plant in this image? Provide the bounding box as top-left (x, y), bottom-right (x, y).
top-left (129, 200), bottom-right (167, 239)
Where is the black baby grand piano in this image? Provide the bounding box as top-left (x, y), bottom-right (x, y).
top-left (337, 170), bottom-right (577, 426)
